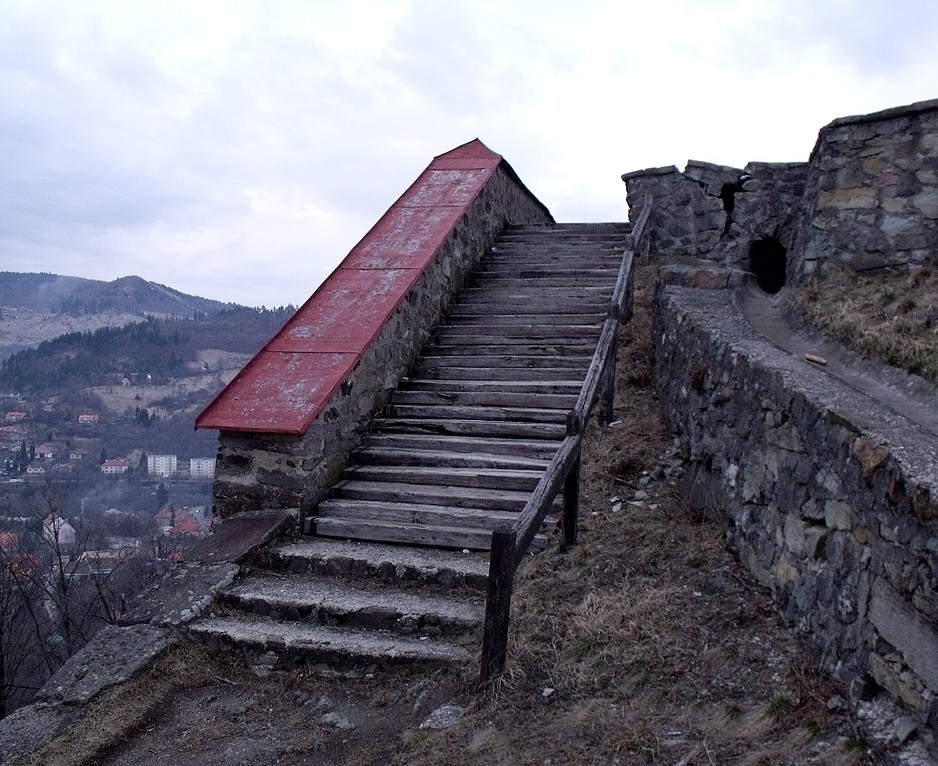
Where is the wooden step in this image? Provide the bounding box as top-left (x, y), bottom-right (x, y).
top-left (353, 446), bottom-right (550, 472)
top-left (360, 432), bottom-right (562, 459)
top-left (400, 378), bottom-right (582, 395)
top-left (343, 465), bottom-right (544, 491)
top-left (409, 365), bottom-right (586, 382)
top-left (369, 417), bottom-right (567, 439)
top-left (385, 403), bottom-right (568, 424)
top-left (317, 498), bottom-right (522, 530)
top-left (415, 355), bottom-right (591, 370)
top-left (435, 325), bottom-right (602, 339)
top-left (389, 389), bottom-right (577, 409)
top-left (312, 517), bottom-right (549, 552)
top-left (332, 480), bottom-right (553, 511)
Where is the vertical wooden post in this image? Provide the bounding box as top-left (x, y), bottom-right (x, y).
top-left (480, 527), bottom-right (516, 683)
top-left (562, 454), bottom-right (581, 548)
top-left (600, 340), bottom-right (617, 425)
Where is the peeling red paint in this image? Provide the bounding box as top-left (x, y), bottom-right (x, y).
top-left (196, 139), bottom-right (504, 435)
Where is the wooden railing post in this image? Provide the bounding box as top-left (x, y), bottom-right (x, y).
top-left (600, 340), bottom-right (617, 425)
top-left (480, 527), bottom-right (517, 683)
top-left (562, 454), bottom-right (581, 548)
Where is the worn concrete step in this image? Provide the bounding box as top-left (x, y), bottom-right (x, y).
top-left (353, 446), bottom-right (550, 471)
top-left (332, 479), bottom-right (551, 511)
top-left (312, 516), bottom-right (547, 552)
top-left (317, 498), bottom-right (522, 531)
top-left (268, 538), bottom-right (490, 589)
top-left (360, 432), bottom-right (562, 459)
top-left (370, 416), bottom-right (568, 439)
top-left (343, 465), bottom-right (544, 491)
top-left (218, 575), bottom-right (484, 637)
top-left (187, 615), bottom-right (471, 666)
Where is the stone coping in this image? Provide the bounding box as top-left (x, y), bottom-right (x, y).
top-left (196, 139), bottom-right (548, 435)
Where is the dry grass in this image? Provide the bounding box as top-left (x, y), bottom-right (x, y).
top-left (397, 264), bottom-right (892, 765)
top-left (14, 643), bottom-right (227, 766)
top-left (793, 261), bottom-right (938, 383)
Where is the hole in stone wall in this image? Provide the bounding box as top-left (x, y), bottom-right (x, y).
top-left (719, 179), bottom-right (745, 235)
top-left (749, 237), bottom-right (788, 293)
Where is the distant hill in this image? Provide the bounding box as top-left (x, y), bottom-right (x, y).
top-left (0, 306), bottom-right (295, 397)
top-left (0, 272), bottom-right (231, 317)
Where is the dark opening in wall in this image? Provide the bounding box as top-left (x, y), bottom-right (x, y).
top-left (749, 237), bottom-right (787, 293)
top-left (719, 179), bottom-right (744, 235)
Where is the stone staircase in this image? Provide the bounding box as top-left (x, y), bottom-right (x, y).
top-left (186, 223), bottom-right (630, 669)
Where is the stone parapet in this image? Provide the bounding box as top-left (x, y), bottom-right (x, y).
top-left (791, 98), bottom-right (938, 278)
top-left (623, 160), bottom-right (807, 271)
top-left (655, 283), bottom-right (938, 725)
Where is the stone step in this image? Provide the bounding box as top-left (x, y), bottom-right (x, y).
top-left (187, 615), bottom-right (471, 667)
top-left (218, 575), bottom-right (484, 637)
top-left (268, 538), bottom-right (490, 589)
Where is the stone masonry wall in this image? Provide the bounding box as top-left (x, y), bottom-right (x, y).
top-left (655, 283), bottom-right (938, 724)
top-left (622, 160), bottom-right (807, 270)
top-left (212, 165), bottom-right (552, 517)
top-left (790, 98), bottom-right (938, 279)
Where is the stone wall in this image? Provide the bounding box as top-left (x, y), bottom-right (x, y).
top-left (622, 160), bottom-right (807, 273)
top-left (655, 283), bottom-right (938, 724)
top-left (212, 165), bottom-right (552, 517)
top-left (790, 98), bottom-right (938, 278)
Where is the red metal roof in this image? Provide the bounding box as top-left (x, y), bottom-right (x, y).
top-left (196, 139), bottom-right (506, 435)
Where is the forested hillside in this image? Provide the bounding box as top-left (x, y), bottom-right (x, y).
top-left (0, 272), bottom-right (230, 317)
top-left (0, 306), bottom-right (294, 396)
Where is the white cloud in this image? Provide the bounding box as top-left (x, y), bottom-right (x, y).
top-left (1, 0), bottom-right (936, 306)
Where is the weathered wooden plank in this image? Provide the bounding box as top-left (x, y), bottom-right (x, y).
top-left (313, 517), bottom-right (500, 551)
top-left (415, 355), bottom-right (591, 370)
top-left (400, 379), bottom-right (582, 395)
top-left (513, 436), bottom-right (582, 558)
top-left (444, 310), bottom-right (608, 323)
top-left (317, 499), bottom-right (523, 529)
top-left (411, 366), bottom-right (586, 382)
top-left (435, 325), bottom-right (601, 339)
top-left (390, 389), bottom-right (577, 409)
top-left (386, 403), bottom-right (569, 424)
top-left (480, 527), bottom-right (516, 681)
top-left (422, 344), bottom-right (595, 360)
top-left (333, 480), bottom-right (562, 511)
top-left (568, 318), bottom-right (618, 433)
top-left (343, 465), bottom-right (544, 491)
top-left (369, 417), bottom-right (567, 440)
top-left (360, 433), bottom-right (563, 459)
top-left (353, 446), bottom-right (550, 471)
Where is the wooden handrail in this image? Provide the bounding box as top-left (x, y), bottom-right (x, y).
top-left (479, 202), bottom-right (652, 683)
top-left (629, 195), bottom-right (653, 264)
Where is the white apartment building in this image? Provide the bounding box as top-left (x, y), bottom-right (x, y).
top-left (147, 454), bottom-right (178, 477)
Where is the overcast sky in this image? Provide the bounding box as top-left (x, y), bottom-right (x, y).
top-left (3, 0), bottom-right (937, 307)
